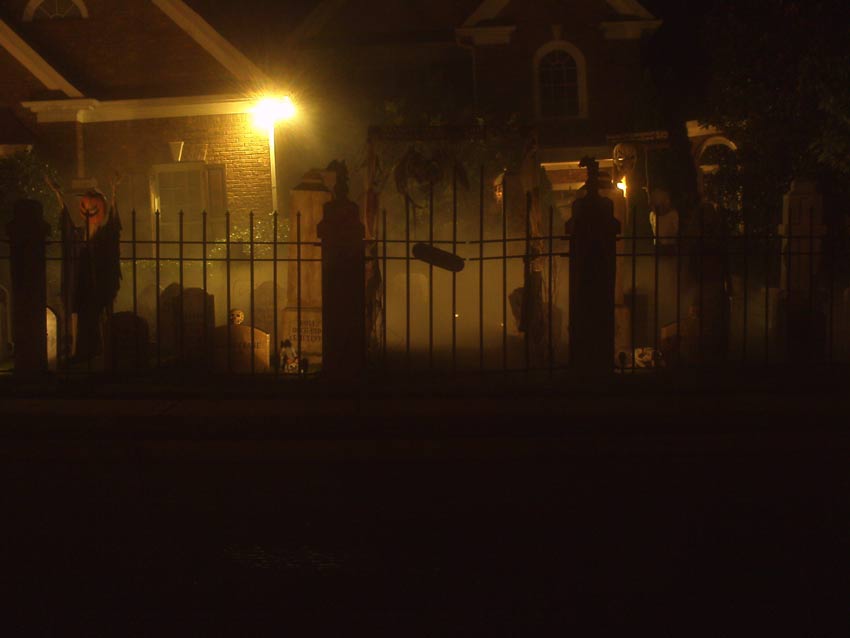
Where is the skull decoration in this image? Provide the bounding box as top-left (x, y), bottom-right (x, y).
top-left (229, 308), bottom-right (245, 325)
top-left (612, 143), bottom-right (638, 175)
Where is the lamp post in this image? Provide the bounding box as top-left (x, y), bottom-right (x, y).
top-left (251, 96), bottom-right (297, 212)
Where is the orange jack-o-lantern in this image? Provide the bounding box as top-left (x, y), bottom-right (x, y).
top-left (79, 191), bottom-right (107, 236)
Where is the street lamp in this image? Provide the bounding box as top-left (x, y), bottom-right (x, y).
top-left (251, 96), bottom-right (297, 212)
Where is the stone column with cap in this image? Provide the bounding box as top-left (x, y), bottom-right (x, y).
top-left (283, 170), bottom-right (333, 366)
top-left (317, 166), bottom-right (365, 380)
top-left (565, 159), bottom-right (621, 376)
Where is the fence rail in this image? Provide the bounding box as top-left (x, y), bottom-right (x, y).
top-left (0, 172), bottom-right (847, 380)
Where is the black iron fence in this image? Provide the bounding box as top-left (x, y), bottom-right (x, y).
top-left (0, 175), bottom-right (847, 379)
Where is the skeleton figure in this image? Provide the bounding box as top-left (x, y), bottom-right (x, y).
top-left (612, 143), bottom-right (638, 175)
top-left (229, 308), bottom-right (245, 325)
top-left (279, 339), bottom-right (299, 374)
top-left (47, 176), bottom-right (122, 361)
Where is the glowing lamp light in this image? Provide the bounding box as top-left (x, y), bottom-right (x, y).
top-left (251, 96), bottom-right (296, 130)
top-left (616, 176), bottom-right (627, 198)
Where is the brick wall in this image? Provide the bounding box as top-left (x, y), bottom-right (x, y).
top-left (34, 112), bottom-right (272, 239)
top-left (473, 0), bottom-right (645, 145)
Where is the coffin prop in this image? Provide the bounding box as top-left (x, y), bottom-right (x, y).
top-left (412, 243), bottom-right (464, 272)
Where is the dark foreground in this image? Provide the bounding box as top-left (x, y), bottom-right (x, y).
top-left (1, 385), bottom-right (849, 635)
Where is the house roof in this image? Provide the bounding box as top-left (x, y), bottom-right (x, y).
top-left (0, 0), bottom-right (271, 102)
top-left (180, 0), bottom-right (484, 52)
top-left (0, 18), bottom-right (82, 97)
top-left (463, 0), bottom-right (656, 25)
top-left (151, 0), bottom-right (269, 85)
top-left (182, 0), bottom-right (320, 56)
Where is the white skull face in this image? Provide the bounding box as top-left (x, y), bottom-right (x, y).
top-left (613, 143), bottom-right (638, 173)
top-left (229, 308), bottom-right (245, 325)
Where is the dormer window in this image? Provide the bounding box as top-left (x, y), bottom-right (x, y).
top-left (534, 41), bottom-right (588, 120)
top-left (23, 0), bottom-right (88, 21)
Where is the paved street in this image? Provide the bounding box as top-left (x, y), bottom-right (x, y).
top-left (2, 385), bottom-right (849, 635)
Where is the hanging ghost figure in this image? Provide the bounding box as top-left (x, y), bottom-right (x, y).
top-left (46, 175), bottom-right (122, 361)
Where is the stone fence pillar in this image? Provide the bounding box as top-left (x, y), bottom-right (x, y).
top-left (565, 161), bottom-right (620, 375)
top-left (317, 196), bottom-right (365, 379)
top-left (5, 199), bottom-right (49, 374)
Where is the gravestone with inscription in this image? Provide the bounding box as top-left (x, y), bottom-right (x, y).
top-left (159, 286), bottom-right (215, 365)
top-left (284, 170), bottom-right (331, 365)
top-left (106, 312), bottom-right (149, 371)
top-left (213, 324), bottom-right (270, 373)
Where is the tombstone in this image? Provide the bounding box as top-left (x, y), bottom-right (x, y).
top-left (839, 287), bottom-right (850, 360)
top-left (177, 288), bottom-right (215, 365)
top-left (0, 286), bottom-right (10, 361)
top-left (660, 307), bottom-right (701, 365)
top-left (137, 283), bottom-right (163, 338)
top-left (281, 307), bottom-right (322, 364)
top-left (253, 282), bottom-right (285, 336)
top-left (565, 159), bottom-right (620, 375)
top-left (159, 286), bottom-right (215, 365)
top-left (157, 283), bottom-right (182, 350)
top-left (777, 180), bottom-right (827, 361)
top-left (46, 307), bottom-right (58, 372)
top-left (213, 324), bottom-right (270, 373)
top-left (106, 312), bottom-right (150, 371)
top-left (6, 199), bottom-right (49, 373)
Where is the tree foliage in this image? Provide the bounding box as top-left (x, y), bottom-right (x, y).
top-left (0, 151), bottom-right (61, 234)
top-left (700, 0), bottom-right (850, 225)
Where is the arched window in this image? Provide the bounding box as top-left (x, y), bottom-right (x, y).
top-left (697, 136), bottom-right (741, 214)
top-left (23, 0), bottom-right (88, 21)
top-left (534, 42), bottom-right (588, 119)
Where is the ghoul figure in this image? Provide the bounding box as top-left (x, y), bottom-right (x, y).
top-left (46, 176), bottom-right (122, 361)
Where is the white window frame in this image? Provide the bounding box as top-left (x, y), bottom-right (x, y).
top-left (23, 0), bottom-right (89, 22)
top-left (697, 136), bottom-right (738, 175)
top-left (534, 41), bottom-right (589, 120)
top-left (150, 162), bottom-right (210, 216)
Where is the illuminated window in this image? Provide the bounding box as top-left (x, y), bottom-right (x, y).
top-left (151, 162), bottom-right (227, 240)
top-left (23, 0), bottom-right (88, 21)
top-left (534, 42), bottom-right (588, 119)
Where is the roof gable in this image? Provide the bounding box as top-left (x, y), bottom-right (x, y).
top-left (286, 0), bottom-right (482, 45)
top-left (151, 0), bottom-right (268, 85)
top-left (0, 18), bottom-right (82, 97)
top-left (1, 0), bottom-right (270, 100)
top-left (463, 0), bottom-right (656, 26)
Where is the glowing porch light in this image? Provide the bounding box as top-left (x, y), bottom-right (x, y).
top-left (616, 176), bottom-right (627, 198)
top-left (251, 96), bottom-right (296, 130)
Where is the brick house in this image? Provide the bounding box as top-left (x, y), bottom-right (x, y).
top-left (248, 0), bottom-right (662, 197)
top-left (0, 0), bottom-right (280, 244)
top-left (2, 0), bottom-right (730, 369)
top-left (1, 0), bottom-right (677, 233)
